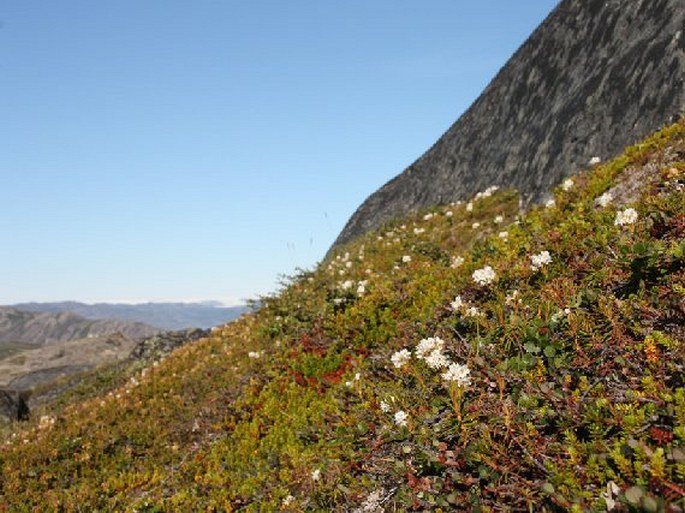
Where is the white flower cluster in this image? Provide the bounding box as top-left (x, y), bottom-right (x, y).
top-left (441, 363), bottom-right (471, 387)
top-left (530, 251), bottom-right (552, 271)
top-left (562, 178), bottom-right (574, 191)
top-left (493, 215), bottom-right (504, 224)
top-left (415, 336), bottom-right (445, 359)
top-left (505, 290), bottom-right (521, 306)
top-left (391, 348), bottom-right (412, 369)
top-left (545, 198), bottom-right (556, 208)
top-left (248, 351), bottom-right (263, 359)
top-left (451, 295), bottom-right (482, 318)
top-left (614, 207), bottom-right (638, 226)
top-left (551, 308), bottom-right (571, 323)
top-left (450, 295), bottom-right (464, 311)
top-left (595, 191), bottom-right (613, 207)
top-left (394, 410), bottom-right (409, 427)
top-left (413, 227), bottom-right (426, 235)
top-left (472, 265), bottom-right (496, 286)
top-left (355, 488), bottom-right (386, 513)
top-left (589, 156), bottom-right (601, 165)
top-left (451, 255), bottom-right (465, 268)
top-left (475, 185), bottom-right (499, 200)
top-left (498, 231), bottom-right (509, 239)
top-left (402, 255), bottom-right (412, 263)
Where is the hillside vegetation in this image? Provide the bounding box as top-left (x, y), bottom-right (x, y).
top-left (1, 120), bottom-right (683, 512)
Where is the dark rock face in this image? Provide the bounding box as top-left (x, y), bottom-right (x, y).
top-left (130, 328), bottom-right (209, 361)
top-left (333, 0), bottom-right (684, 249)
top-left (0, 388), bottom-right (30, 422)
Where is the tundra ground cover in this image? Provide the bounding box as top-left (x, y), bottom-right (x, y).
top-left (1, 120), bottom-right (684, 511)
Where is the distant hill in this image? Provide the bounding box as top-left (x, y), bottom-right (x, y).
top-left (11, 301), bottom-right (249, 330)
top-left (333, 0), bottom-right (684, 248)
top-left (0, 307), bottom-right (159, 346)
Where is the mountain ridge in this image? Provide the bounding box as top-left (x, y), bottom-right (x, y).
top-left (10, 301), bottom-right (248, 331)
top-left (333, 0), bottom-right (684, 249)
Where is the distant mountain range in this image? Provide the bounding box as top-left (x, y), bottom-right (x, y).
top-left (0, 307), bottom-right (158, 346)
top-left (9, 301), bottom-right (249, 330)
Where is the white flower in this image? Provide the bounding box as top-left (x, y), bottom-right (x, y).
top-left (415, 336), bottom-right (445, 359)
top-left (423, 213), bottom-right (434, 221)
top-left (413, 227), bottom-right (426, 235)
top-left (424, 348), bottom-right (451, 369)
top-left (445, 210), bottom-right (453, 217)
top-left (614, 207), bottom-right (638, 226)
top-left (341, 280), bottom-right (354, 290)
top-left (356, 489), bottom-right (385, 513)
top-left (402, 255), bottom-right (412, 263)
top-left (551, 308), bottom-right (571, 323)
top-left (380, 400), bottom-right (391, 413)
top-left (391, 349), bottom-right (412, 369)
top-left (498, 231), bottom-right (509, 239)
top-left (562, 178), bottom-right (574, 191)
top-left (471, 222), bottom-right (481, 229)
top-left (493, 215), bottom-right (504, 224)
top-left (248, 351), bottom-right (262, 359)
top-left (595, 192), bottom-right (613, 207)
top-left (357, 280), bottom-right (368, 296)
top-left (465, 306), bottom-right (482, 317)
top-left (333, 298), bottom-right (344, 305)
top-left (441, 362), bottom-right (472, 387)
top-left (450, 295), bottom-right (464, 311)
top-left (589, 156), bottom-right (601, 165)
top-left (545, 198), bottom-right (556, 208)
top-left (311, 468), bottom-right (321, 481)
top-left (505, 290), bottom-right (521, 305)
top-left (394, 410), bottom-right (409, 427)
top-left (282, 495), bottom-right (295, 506)
top-left (465, 202), bottom-right (473, 212)
top-left (450, 255), bottom-right (465, 268)
top-left (475, 186), bottom-right (499, 200)
top-left (345, 261), bottom-right (353, 268)
top-left (472, 265), bottom-right (496, 286)
top-left (530, 251), bottom-right (552, 271)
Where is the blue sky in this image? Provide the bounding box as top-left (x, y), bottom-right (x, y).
top-left (0, 1), bottom-right (559, 306)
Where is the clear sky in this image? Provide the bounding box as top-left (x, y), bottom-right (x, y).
top-left (0, 1), bottom-right (559, 306)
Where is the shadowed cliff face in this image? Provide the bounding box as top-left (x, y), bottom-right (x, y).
top-left (333, 0), bottom-right (684, 249)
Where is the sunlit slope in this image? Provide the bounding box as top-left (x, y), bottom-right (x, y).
top-left (1, 120), bottom-right (683, 512)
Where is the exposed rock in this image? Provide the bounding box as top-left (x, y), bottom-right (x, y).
top-left (130, 328), bottom-right (210, 361)
top-left (0, 388), bottom-right (31, 422)
top-left (333, 0), bottom-right (684, 249)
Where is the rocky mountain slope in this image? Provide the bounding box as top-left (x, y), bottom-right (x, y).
top-left (0, 121), bottom-right (682, 511)
top-left (333, 0), bottom-right (684, 248)
top-left (0, 307), bottom-right (158, 346)
top-left (12, 301), bottom-right (248, 330)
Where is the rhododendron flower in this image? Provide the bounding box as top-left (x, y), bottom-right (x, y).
top-left (471, 222), bottom-right (481, 229)
top-left (530, 251), bottom-right (552, 271)
top-left (498, 231), bottom-right (509, 239)
top-left (402, 255), bottom-right (411, 263)
top-left (562, 178), bottom-right (574, 191)
top-left (472, 265), bottom-right (496, 286)
top-left (614, 207), bottom-right (638, 226)
top-left (494, 215), bottom-right (504, 224)
top-left (589, 156), bottom-right (601, 165)
top-left (465, 202), bottom-right (473, 212)
top-left (441, 363), bottom-right (471, 387)
top-left (391, 349), bottom-right (411, 369)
